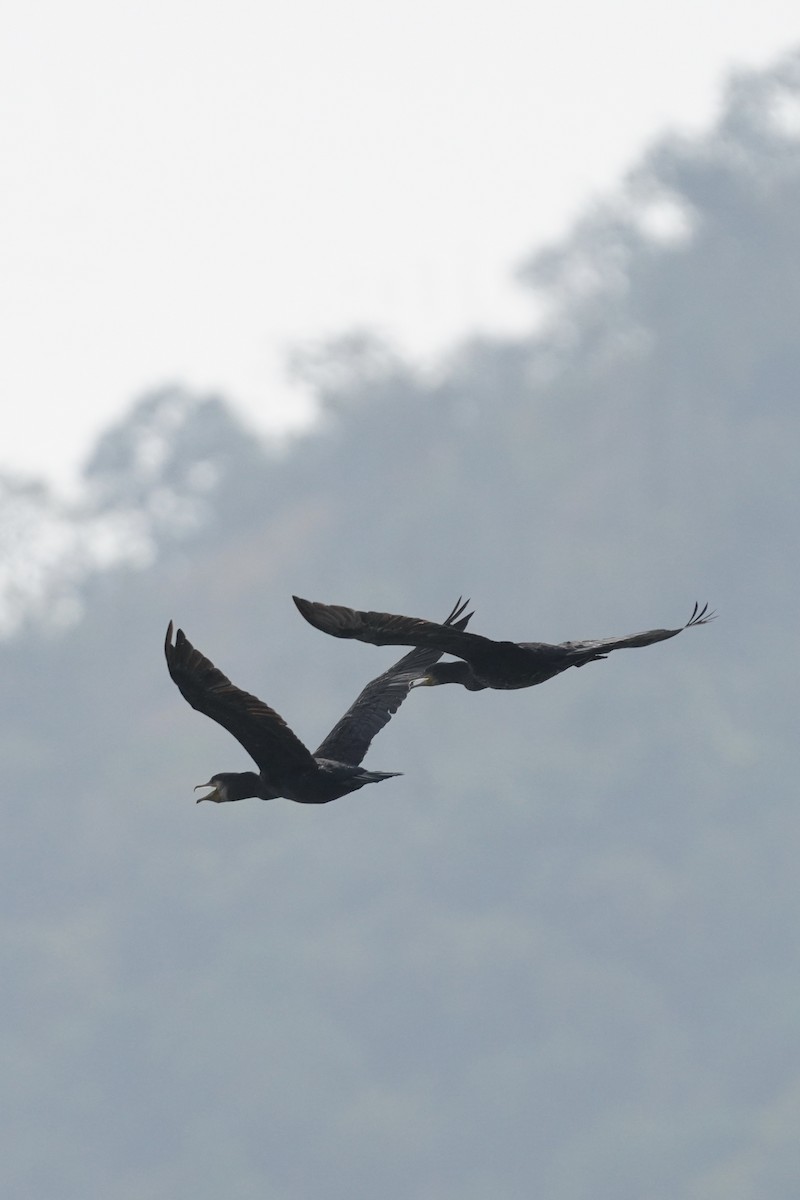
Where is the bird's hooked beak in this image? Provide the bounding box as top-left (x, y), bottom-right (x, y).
top-left (409, 674), bottom-right (435, 688)
top-left (194, 780), bottom-right (222, 803)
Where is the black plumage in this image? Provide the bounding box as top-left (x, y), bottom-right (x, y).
top-left (164, 598), bottom-right (471, 804)
top-left (292, 597), bottom-right (715, 693)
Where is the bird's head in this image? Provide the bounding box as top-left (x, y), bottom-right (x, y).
top-left (409, 672), bottom-right (437, 688)
top-left (193, 772), bottom-right (262, 803)
top-left (410, 661), bottom-right (476, 688)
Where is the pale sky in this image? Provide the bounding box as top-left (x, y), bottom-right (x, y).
top-left (2, 0), bottom-right (798, 490)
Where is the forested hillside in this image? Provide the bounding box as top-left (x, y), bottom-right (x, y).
top-left (1, 52), bottom-right (798, 1200)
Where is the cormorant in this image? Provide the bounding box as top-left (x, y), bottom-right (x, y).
top-left (164, 598), bottom-right (471, 804)
top-left (292, 597), bottom-right (714, 693)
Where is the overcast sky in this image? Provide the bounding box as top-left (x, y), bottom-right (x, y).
top-left (2, 0), bottom-right (798, 489)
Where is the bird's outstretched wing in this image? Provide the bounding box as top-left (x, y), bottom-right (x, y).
top-left (553, 602), bottom-right (717, 658)
top-left (165, 623), bottom-right (317, 775)
top-left (293, 595), bottom-right (495, 662)
top-left (313, 597), bottom-right (472, 764)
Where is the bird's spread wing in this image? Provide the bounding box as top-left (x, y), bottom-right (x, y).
top-left (165, 623), bottom-right (317, 775)
top-left (313, 597), bottom-right (472, 764)
top-left (293, 595), bottom-right (495, 662)
top-left (553, 602), bottom-right (717, 658)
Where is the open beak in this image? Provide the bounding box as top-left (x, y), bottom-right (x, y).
top-left (194, 781), bottom-right (220, 804)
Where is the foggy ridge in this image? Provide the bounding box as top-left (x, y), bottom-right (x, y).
top-left (0, 51), bottom-right (797, 1200)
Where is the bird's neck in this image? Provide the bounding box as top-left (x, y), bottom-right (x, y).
top-left (218, 772), bottom-right (264, 802)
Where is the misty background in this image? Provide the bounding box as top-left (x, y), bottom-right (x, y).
top-left (1, 50), bottom-right (798, 1199)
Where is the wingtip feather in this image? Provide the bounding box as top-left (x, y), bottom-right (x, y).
top-left (686, 601), bottom-right (717, 628)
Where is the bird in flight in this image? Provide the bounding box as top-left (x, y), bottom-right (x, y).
top-left (165, 598), bottom-right (471, 804)
top-left (293, 597), bottom-right (714, 693)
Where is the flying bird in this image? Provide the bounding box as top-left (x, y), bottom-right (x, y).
top-left (164, 598), bottom-right (472, 804)
top-left (292, 597), bottom-right (715, 693)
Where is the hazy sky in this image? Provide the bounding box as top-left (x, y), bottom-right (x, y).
top-left (2, 0), bottom-right (798, 489)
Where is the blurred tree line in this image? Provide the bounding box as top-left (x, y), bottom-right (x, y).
top-left (0, 50), bottom-right (798, 1200)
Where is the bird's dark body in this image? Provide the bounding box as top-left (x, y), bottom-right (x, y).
top-left (292, 597), bottom-right (715, 693)
top-left (256, 759), bottom-right (399, 805)
top-left (165, 598), bottom-right (471, 804)
top-left (448, 640), bottom-right (585, 690)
